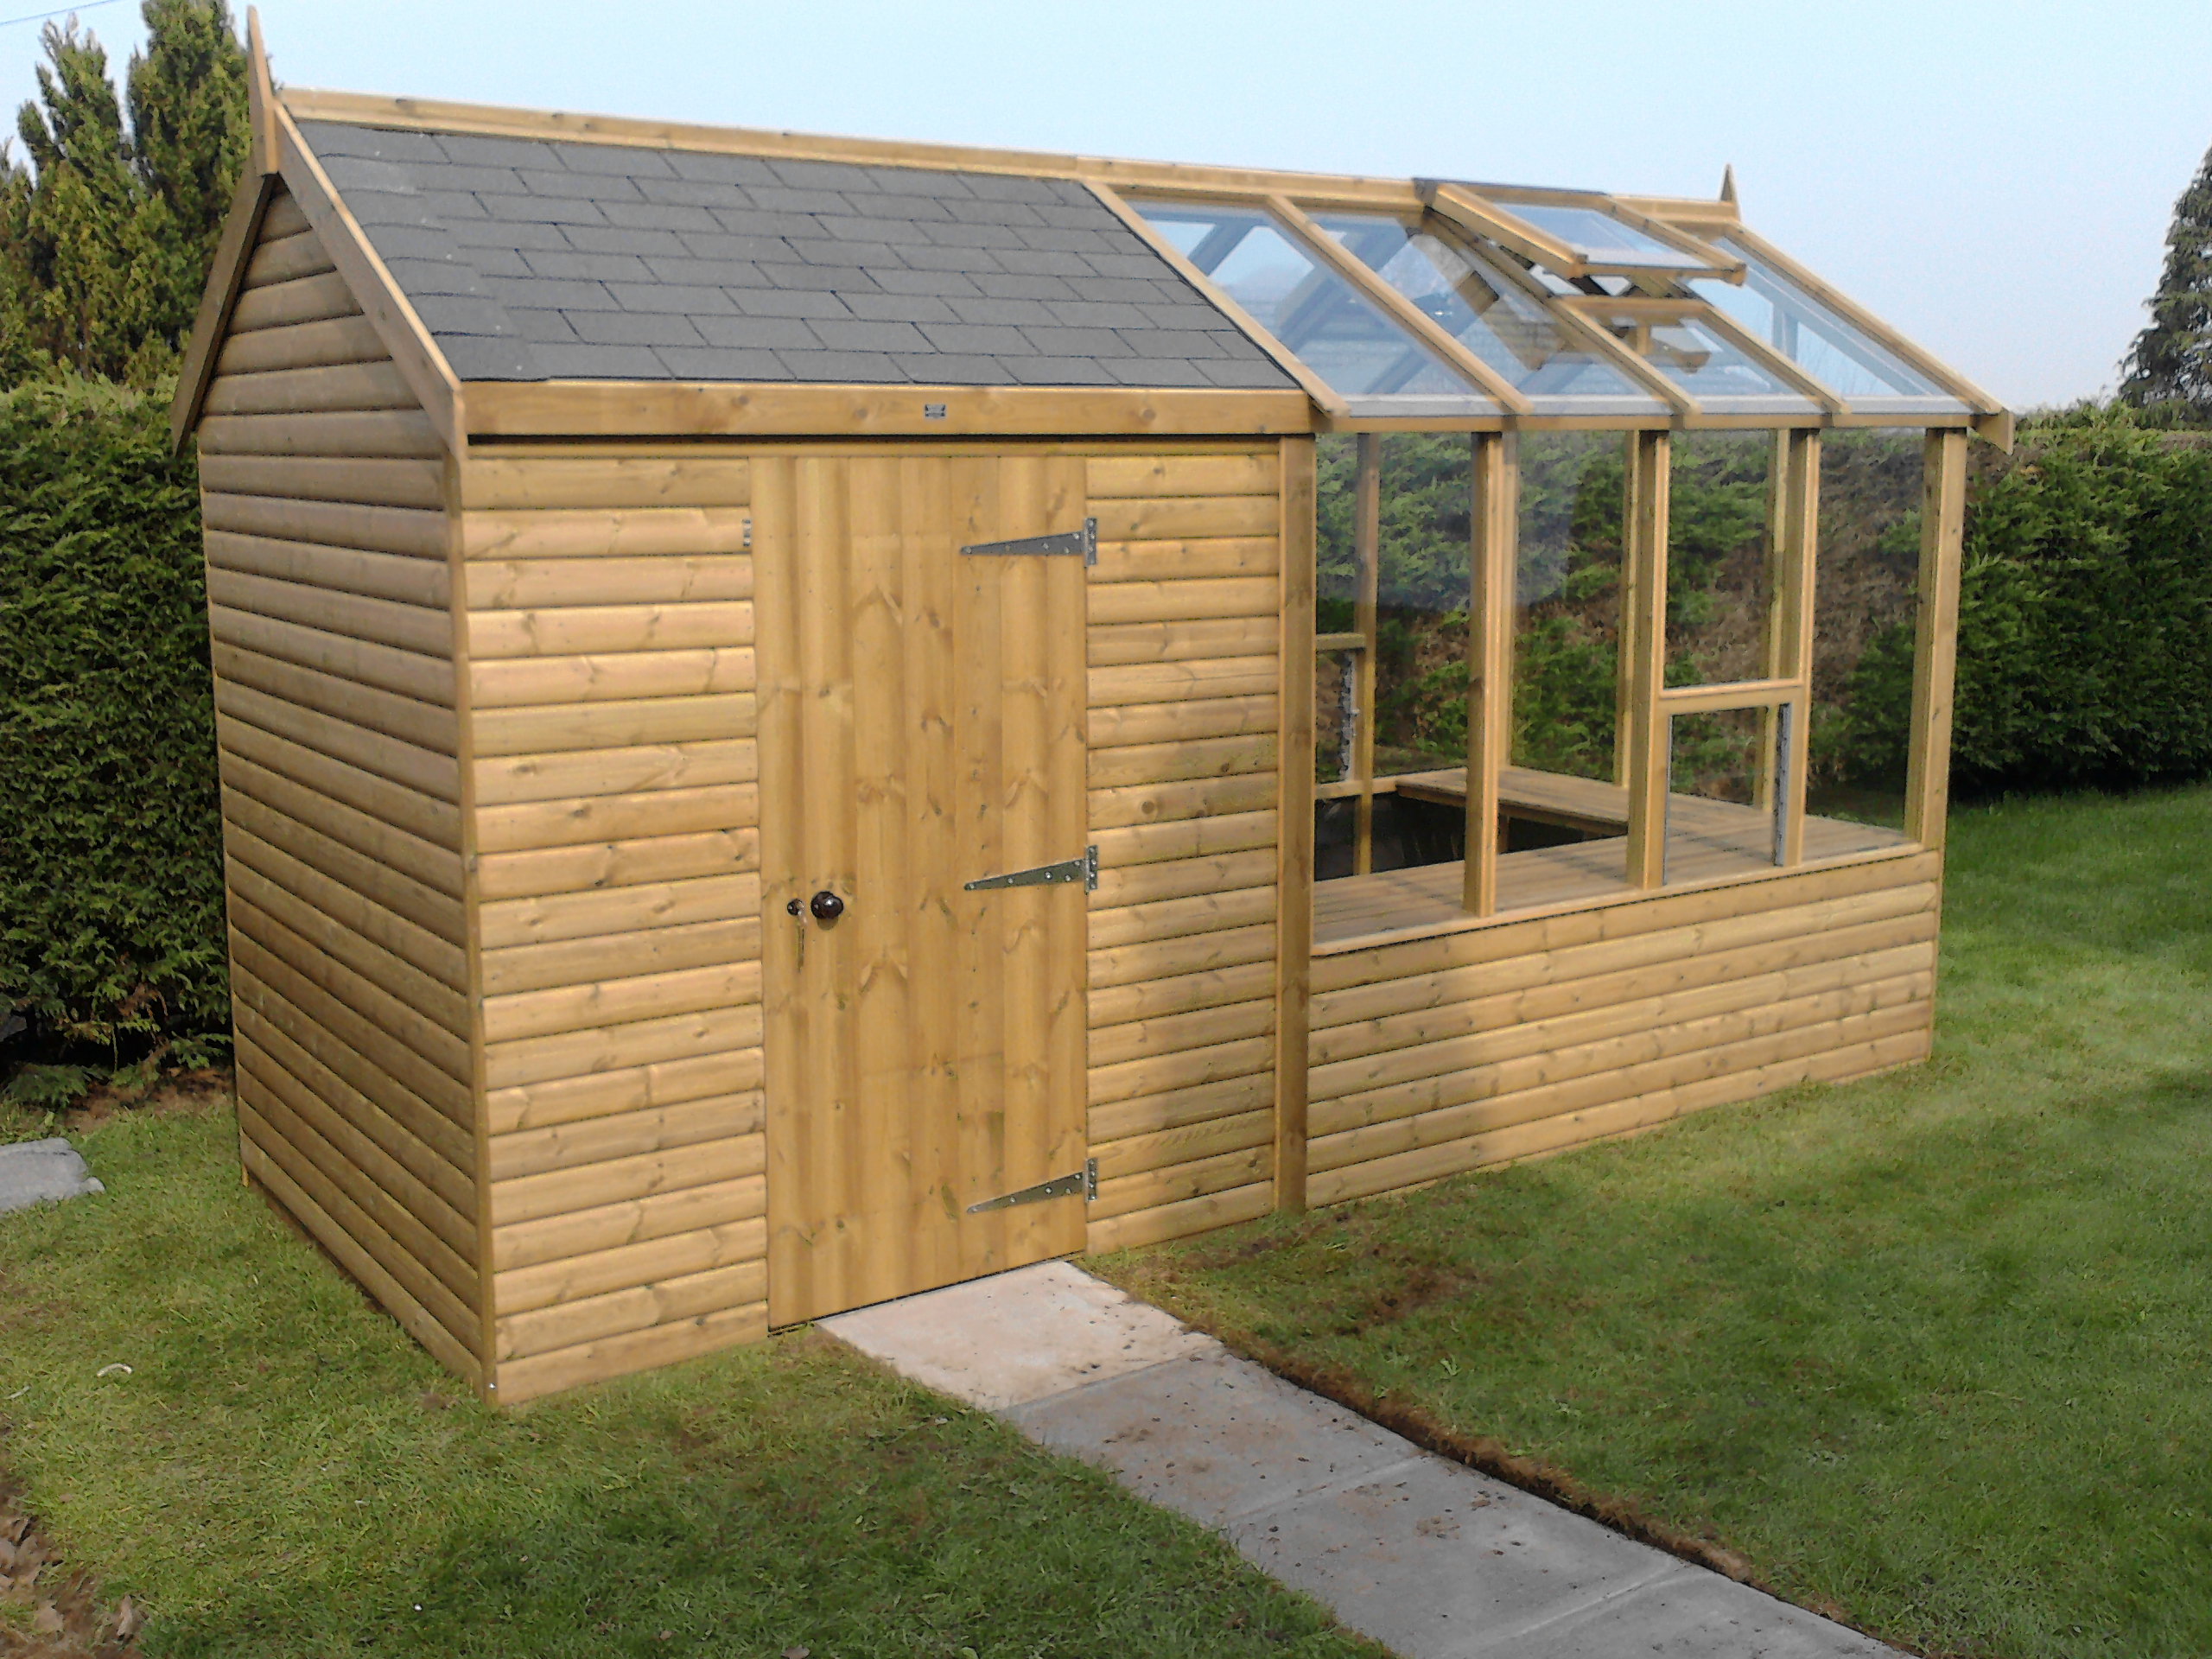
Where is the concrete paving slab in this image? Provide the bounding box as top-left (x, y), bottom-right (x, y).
top-left (1009, 1347), bottom-right (1420, 1525)
top-left (1507, 1567), bottom-right (1897, 1658)
top-left (824, 1260), bottom-right (1901, 1659)
top-left (0, 1138), bottom-right (104, 1216)
top-left (1225, 1452), bottom-right (1684, 1657)
top-left (821, 1258), bottom-right (1212, 1409)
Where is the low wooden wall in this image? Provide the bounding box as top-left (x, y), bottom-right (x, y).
top-left (1305, 851), bottom-right (1942, 1205)
top-left (457, 453), bottom-right (766, 1405)
top-left (204, 187), bottom-right (485, 1384)
top-left (1080, 447), bottom-right (1285, 1251)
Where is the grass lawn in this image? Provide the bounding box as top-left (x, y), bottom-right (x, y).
top-left (1101, 784), bottom-right (2212, 1659)
top-left (0, 1106), bottom-right (1376, 1658)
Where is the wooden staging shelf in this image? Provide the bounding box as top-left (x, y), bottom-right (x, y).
top-left (1315, 766), bottom-right (1911, 949)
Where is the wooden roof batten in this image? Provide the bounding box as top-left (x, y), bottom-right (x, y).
top-left (173, 33), bottom-right (2011, 448)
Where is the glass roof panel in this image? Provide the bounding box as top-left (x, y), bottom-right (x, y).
top-left (1580, 304), bottom-right (1809, 404)
top-left (1690, 237), bottom-right (1948, 400)
top-left (1497, 203), bottom-right (1712, 270)
top-left (1308, 210), bottom-right (1656, 405)
top-left (1127, 198), bottom-right (1490, 405)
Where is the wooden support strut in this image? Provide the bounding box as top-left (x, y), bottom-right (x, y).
top-left (1623, 430), bottom-right (1671, 889)
top-left (1274, 435), bottom-right (1318, 1215)
top-left (1351, 434), bottom-right (1381, 874)
top-left (1904, 429), bottom-right (1968, 849)
top-left (1775, 429), bottom-right (1821, 864)
top-left (1462, 432), bottom-right (1514, 917)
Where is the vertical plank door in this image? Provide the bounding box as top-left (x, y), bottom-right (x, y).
top-left (757, 451), bottom-right (1090, 1325)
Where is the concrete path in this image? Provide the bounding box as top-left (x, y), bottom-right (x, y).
top-left (0, 1138), bottom-right (103, 1216)
top-left (824, 1261), bottom-right (1897, 1659)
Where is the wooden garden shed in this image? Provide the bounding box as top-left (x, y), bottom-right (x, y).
top-left (174, 29), bottom-right (2010, 1402)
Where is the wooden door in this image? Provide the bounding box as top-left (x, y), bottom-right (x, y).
top-left (757, 452), bottom-right (1090, 1325)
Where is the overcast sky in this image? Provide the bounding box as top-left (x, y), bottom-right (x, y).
top-left (5, 0), bottom-right (2207, 411)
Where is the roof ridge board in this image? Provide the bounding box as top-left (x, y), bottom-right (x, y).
top-left (281, 86), bottom-right (1427, 209)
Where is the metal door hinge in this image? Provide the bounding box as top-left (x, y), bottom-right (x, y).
top-left (961, 518), bottom-right (1097, 565)
top-left (964, 845), bottom-right (1096, 893)
top-left (967, 1158), bottom-right (1096, 1214)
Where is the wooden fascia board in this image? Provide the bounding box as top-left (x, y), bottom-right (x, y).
top-left (273, 98), bottom-right (467, 453)
top-left (281, 86), bottom-right (1421, 208)
top-left (460, 380), bottom-right (1316, 441)
top-left (1265, 194), bottom-right (1530, 416)
top-left (168, 166), bottom-right (276, 451)
top-left (1085, 181), bottom-right (1348, 420)
top-left (1724, 222), bottom-right (2008, 423)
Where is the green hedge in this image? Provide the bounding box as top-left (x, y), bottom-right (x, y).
top-left (1840, 413), bottom-right (2212, 793)
top-left (0, 378), bottom-right (226, 1055)
top-left (1955, 416), bottom-right (2212, 789)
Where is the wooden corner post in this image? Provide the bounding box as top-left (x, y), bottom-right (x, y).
top-left (1351, 434), bottom-right (1381, 874)
top-left (1462, 431), bottom-right (1514, 916)
top-left (1772, 429), bottom-right (1820, 863)
top-left (1623, 429), bottom-right (1672, 888)
top-left (1904, 429), bottom-right (1969, 849)
top-left (1274, 436), bottom-right (1318, 1215)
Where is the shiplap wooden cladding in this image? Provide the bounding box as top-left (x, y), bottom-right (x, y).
top-left (175, 59), bottom-right (1992, 1402)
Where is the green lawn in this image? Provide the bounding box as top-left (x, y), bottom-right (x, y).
top-left (0, 1108), bottom-right (1375, 1658)
top-left (1101, 784), bottom-right (2212, 1659)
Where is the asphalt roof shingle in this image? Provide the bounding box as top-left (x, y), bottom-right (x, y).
top-left (299, 120), bottom-right (1296, 391)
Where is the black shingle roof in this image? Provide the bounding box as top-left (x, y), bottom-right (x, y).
top-left (298, 121), bottom-right (1298, 391)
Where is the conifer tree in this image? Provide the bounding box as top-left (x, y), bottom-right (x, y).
top-left (128, 0), bottom-right (251, 346)
top-left (0, 2), bottom-right (247, 385)
top-left (2120, 143), bottom-right (2212, 413)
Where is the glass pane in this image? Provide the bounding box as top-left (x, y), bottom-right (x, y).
top-left (1128, 199), bottom-right (1487, 403)
top-left (1316, 646), bottom-right (1357, 787)
top-left (1370, 435), bottom-right (1471, 781)
top-left (1585, 305), bottom-right (1805, 402)
top-left (1810, 429), bottom-right (1924, 831)
top-left (1514, 431), bottom-right (1626, 783)
top-left (1666, 707), bottom-right (1775, 881)
top-left (1308, 211), bottom-right (1653, 402)
top-left (1315, 796), bottom-right (1359, 881)
top-left (1312, 433), bottom-right (1472, 876)
top-left (1667, 431), bottom-right (1775, 689)
top-left (1316, 433), bottom-right (1361, 633)
top-left (1501, 202), bottom-right (1712, 270)
top-left (1693, 238), bottom-right (1949, 402)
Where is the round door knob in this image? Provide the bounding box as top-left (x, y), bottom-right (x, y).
top-left (808, 889), bottom-right (845, 923)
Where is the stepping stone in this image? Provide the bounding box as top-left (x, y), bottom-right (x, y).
top-left (826, 1261), bottom-right (1897, 1659)
top-left (0, 1138), bottom-right (105, 1216)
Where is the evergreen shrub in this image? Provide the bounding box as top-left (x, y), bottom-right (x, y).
top-left (0, 378), bottom-right (226, 1057)
top-left (1957, 414), bottom-right (2212, 789)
